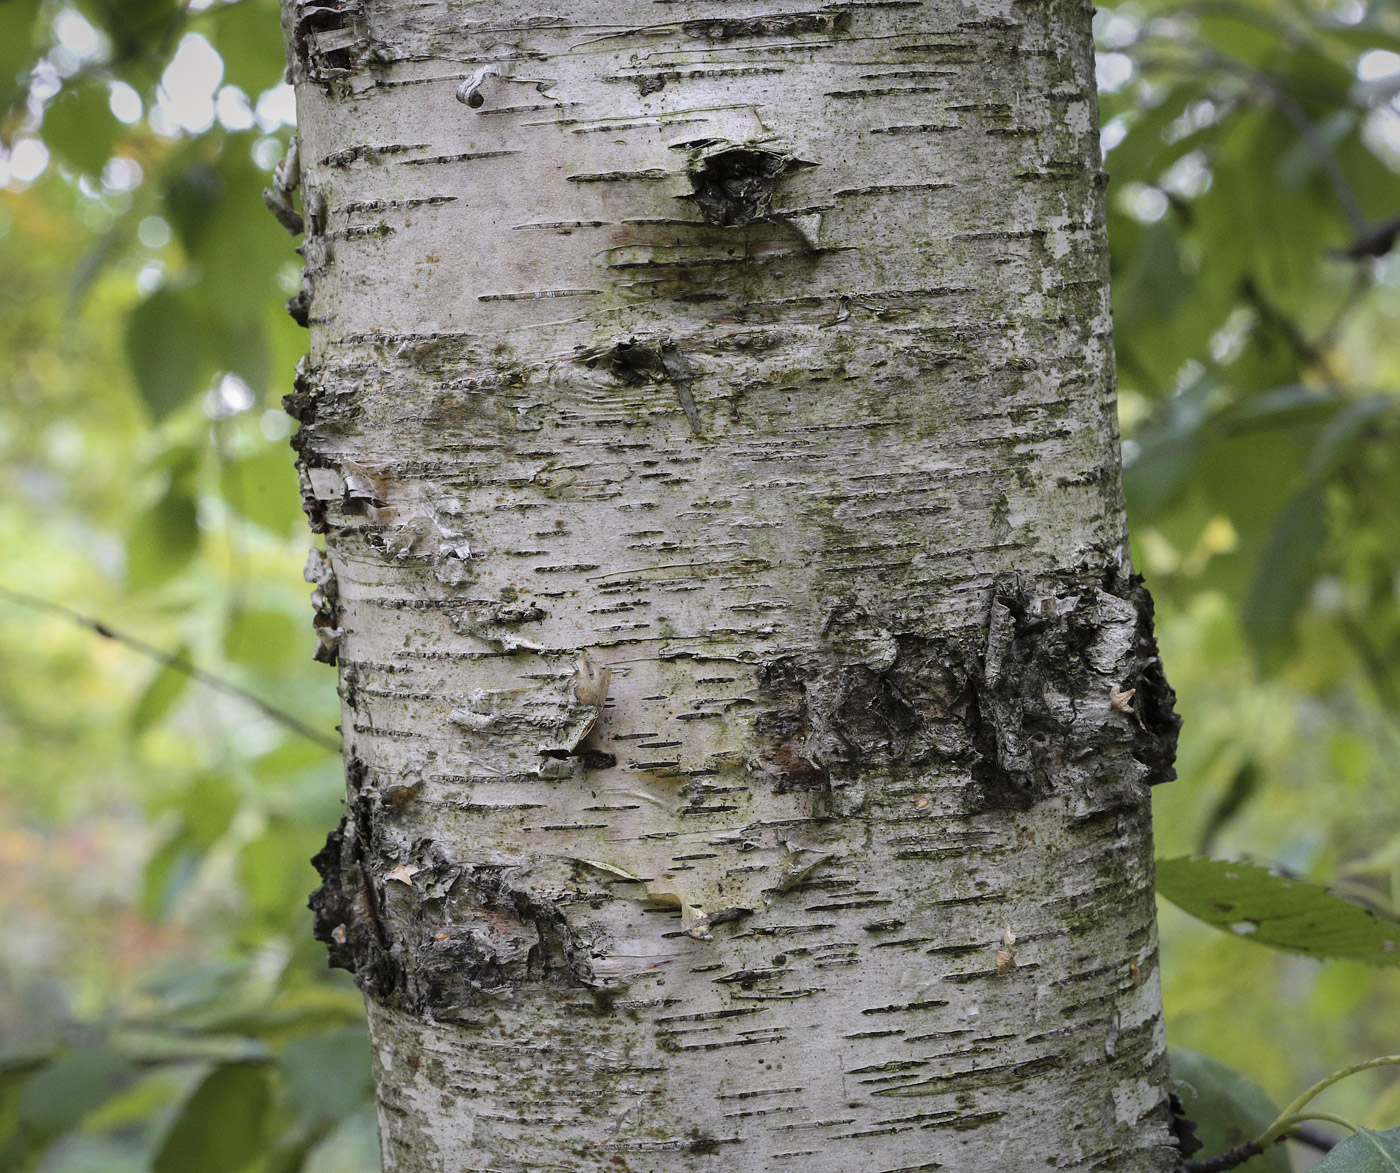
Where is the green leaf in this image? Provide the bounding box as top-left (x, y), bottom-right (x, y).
top-left (109, 1029), bottom-right (268, 1065)
top-left (1242, 485), bottom-right (1327, 660)
top-left (131, 649), bottom-right (190, 734)
top-left (220, 445), bottom-right (302, 536)
top-left (1169, 1048), bottom-right (1290, 1173)
top-left (87, 0), bottom-right (185, 61)
top-left (0, 0), bottom-right (43, 117)
top-left (164, 158), bottom-right (225, 255)
top-left (1198, 761), bottom-right (1262, 855)
top-left (1157, 856), bottom-right (1400, 965)
top-left (152, 1062), bottom-right (271, 1173)
top-left (178, 773), bottom-right (241, 849)
top-left (261, 1130), bottom-right (326, 1173)
top-left (1308, 396), bottom-right (1395, 482)
top-left (67, 224), bottom-right (128, 312)
top-left (206, 0), bottom-right (288, 97)
top-left (1311, 1127), bottom-right (1400, 1172)
top-left (214, 313), bottom-right (272, 397)
top-left (125, 289), bottom-right (206, 421)
top-left (193, 146), bottom-right (299, 307)
top-left (224, 606), bottom-right (303, 671)
top-left (240, 817), bottom-right (320, 930)
top-left (141, 831), bottom-right (199, 920)
top-left (1278, 108), bottom-right (1356, 193)
top-left (42, 83), bottom-right (119, 176)
top-left (126, 481), bottom-right (200, 590)
top-left (142, 957), bottom-right (285, 1031)
top-left (1122, 381), bottom-right (1212, 520)
top-left (1114, 218), bottom-right (1191, 329)
top-left (278, 1027), bottom-right (374, 1128)
top-left (303, 1107), bottom-right (381, 1173)
top-left (17, 1048), bottom-right (136, 1138)
top-left (169, 134), bottom-right (298, 307)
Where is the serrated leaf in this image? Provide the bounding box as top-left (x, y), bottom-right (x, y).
top-left (1169, 1048), bottom-right (1290, 1173)
top-left (152, 1062), bottom-right (271, 1173)
top-left (1311, 1127), bottom-right (1400, 1172)
top-left (1157, 856), bottom-right (1400, 965)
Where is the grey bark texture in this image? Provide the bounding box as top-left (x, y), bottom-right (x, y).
top-left (281, 0), bottom-right (1186, 1168)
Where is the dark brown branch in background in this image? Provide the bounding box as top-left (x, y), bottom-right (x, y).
top-left (1137, 43), bottom-right (1399, 259)
top-left (1182, 1139), bottom-right (1265, 1172)
top-left (1291, 1123), bottom-right (1339, 1153)
top-left (1239, 277), bottom-right (1334, 379)
top-left (1181, 1125), bottom-right (1338, 1172)
top-left (1337, 212), bottom-right (1400, 261)
top-left (0, 584), bottom-right (340, 752)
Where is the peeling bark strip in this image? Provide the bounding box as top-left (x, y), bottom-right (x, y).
top-left (285, 0), bottom-right (1180, 1168)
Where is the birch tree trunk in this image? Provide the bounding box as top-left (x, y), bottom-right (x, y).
top-left (283, 0), bottom-right (1185, 1167)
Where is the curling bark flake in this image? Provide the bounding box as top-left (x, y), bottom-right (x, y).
top-left (281, 0), bottom-right (1183, 1168)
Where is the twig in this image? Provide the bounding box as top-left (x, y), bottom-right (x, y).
top-left (0, 584), bottom-right (340, 753)
top-left (1222, 53), bottom-right (1368, 237)
top-left (1182, 1139), bottom-right (1263, 1172)
top-left (1239, 276), bottom-right (1333, 378)
top-left (1135, 43), bottom-right (1388, 254)
top-left (1336, 213), bottom-right (1400, 261)
top-left (1261, 1055), bottom-right (1400, 1145)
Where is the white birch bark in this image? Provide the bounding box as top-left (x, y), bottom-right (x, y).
top-left (281, 0), bottom-right (1185, 1168)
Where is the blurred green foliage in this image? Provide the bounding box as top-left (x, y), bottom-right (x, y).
top-left (0, 0), bottom-right (1398, 1167)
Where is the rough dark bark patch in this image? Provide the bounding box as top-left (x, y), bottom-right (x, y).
top-left (578, 337), bottom-right (691, 385)
top-left (963, 569), bottom-right (1180, 816)
top-left (1120, 573), bottom-right (1182, 785)
top-left (750, 567), bottom-right (1180, 819)
top-left (684, 146), bottom-right (808, 227)
top-left (397, 863), bottom-right (599, 1014)
top-left (309, 760), bottom-right (397, 998)
top-left (290, 0), bottom-right (380, 88)
top-left (1168, 1092), bottom-right (1205, 1160)
top-left (311, 759), bottom-right (601, 1017)
top-left (681, 12), bottom-right (853, 41)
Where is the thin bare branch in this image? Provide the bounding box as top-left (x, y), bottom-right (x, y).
top-left (0, 584), bottom-right (340, 753)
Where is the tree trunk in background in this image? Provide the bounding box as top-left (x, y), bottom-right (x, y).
top-left (284, 0), bottom-right (1184, 1167)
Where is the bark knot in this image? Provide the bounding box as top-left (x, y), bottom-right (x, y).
top-left (683, 143), bottom-right (814, 228)
top-left (963, 569), bottom-right (1181, 816)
